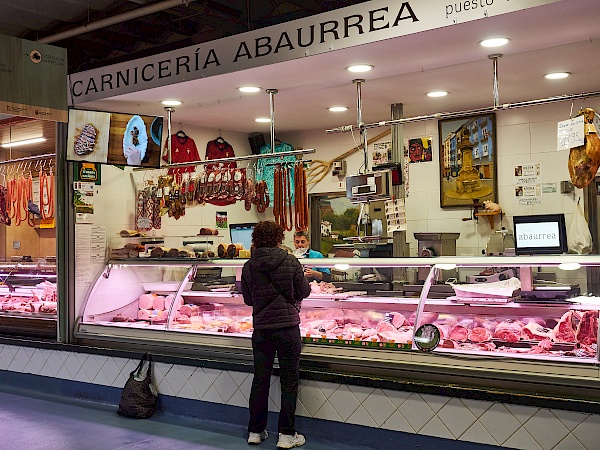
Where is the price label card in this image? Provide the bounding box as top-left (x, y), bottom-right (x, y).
top-left (557, 116), bottom-right (584, 150)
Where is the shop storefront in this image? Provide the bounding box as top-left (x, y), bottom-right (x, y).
top-left (2, 1), bottom-right (600, 448)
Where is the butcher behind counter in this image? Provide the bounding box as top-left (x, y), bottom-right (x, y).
top-left (292, 231), bottom-right (332, 282)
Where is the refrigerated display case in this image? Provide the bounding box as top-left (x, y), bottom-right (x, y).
top-left (0, 260), bottom-right (58, 337)
top-left (75, 255), bottom-right (600, 401)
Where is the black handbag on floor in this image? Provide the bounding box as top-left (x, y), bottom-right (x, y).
top-left (117, 353), bottom-right (158, 419)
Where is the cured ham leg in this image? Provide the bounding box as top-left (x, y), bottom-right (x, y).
top-left (568, 108), bottom-right (600, 188)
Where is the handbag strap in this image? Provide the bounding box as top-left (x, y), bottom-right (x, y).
top-left (263, 270), bottom-right (291, 301)
top-left (134, 352), bottom-right (153, 378)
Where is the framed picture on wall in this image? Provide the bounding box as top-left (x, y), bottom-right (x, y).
top-left (438, 113), bottom-right (497, 208)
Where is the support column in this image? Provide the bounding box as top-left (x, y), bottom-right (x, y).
top-left (391, 103), bottom-right (408, 286)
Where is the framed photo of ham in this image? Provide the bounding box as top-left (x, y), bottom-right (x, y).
top-left (438, 113), bottom-right (497, 208)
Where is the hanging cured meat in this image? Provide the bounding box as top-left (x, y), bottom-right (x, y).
top-left (294, 162), bottom-right (309, 231)
top-left (273, 164), bottom-right (292, 230)
top-left (568, 108), bottom-right (600, 188)
top-left (0, 186), bottom-right (10, 225)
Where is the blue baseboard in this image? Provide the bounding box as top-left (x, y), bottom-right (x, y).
top-left (0, 370), bottom-right (502, 450)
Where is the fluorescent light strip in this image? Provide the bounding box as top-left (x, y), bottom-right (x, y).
top-left (0, 137), bottom-right (47, 148)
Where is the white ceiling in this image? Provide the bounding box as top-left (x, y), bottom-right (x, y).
top-left (42, 0), bottom-right (600, 134)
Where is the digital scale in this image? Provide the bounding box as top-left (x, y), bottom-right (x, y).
top-left (465, 268), bottom-right (516, 284)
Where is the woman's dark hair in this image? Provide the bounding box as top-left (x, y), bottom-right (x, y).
top-left (252, 221), bottom-right (284, 248)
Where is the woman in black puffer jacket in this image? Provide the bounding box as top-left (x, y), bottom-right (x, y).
top-left (242, 221), bottom-right (310, 448)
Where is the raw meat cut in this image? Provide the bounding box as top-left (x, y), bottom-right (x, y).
top-left (522, 321), bottom-right (553, 340)
top-left (575, 310), bottom-right (598, 345)
top-left (493, 320), bottom-right (523, 343)
top-left (388, 312), bottom-right (407, 328)
top-left (468, 327), bottom-right (492, 343)
top-left (448, 325), bottom-right (468, 342)
top-left (409, 311), bottom-right (439, 325)
top-left (439, 339), bottom-right (459, 349)
top-left (152, 295), bottom-right (165, 310)
top-left (376, 321), bottom-right (397, 333)
top-left (139, 293), bottom-right (155, 309)
top-left (553, 311), bottom-right (577, 343)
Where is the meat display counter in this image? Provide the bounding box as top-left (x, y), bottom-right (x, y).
top-left (0, 260), bottom-right (57, 338)
top-left (75, 256), bottom-right (600, 400)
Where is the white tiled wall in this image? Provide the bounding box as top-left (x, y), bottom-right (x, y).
top-left (1, 343), bottom-right (598, 450)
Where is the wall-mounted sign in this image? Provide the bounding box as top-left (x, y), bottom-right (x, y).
top-left (68, 0), bottom-right (560, 104)
top-left (0, 34), bottom-right (68, 122)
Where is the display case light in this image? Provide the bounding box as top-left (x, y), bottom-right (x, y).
top-left (558, 262), bottom-right (581, 271)
top-left (334, 264), bottom-right (350, 270)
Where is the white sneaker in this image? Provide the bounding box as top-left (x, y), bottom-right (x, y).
top-left (248, 430), bottom-right (268, 445)
top-left (276, 432), bottom-right (305, 449)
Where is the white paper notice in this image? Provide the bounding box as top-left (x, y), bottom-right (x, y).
top-left (75, 224), bottom-right (93, 283)
top-left (557, 116), bottom-right (584, 151)
top-left (91, 226), bottom-right (106, 263)
top-left (514, 163), bottom-right (542, 205)
top-left (385, 198), bottom-right (407, 233)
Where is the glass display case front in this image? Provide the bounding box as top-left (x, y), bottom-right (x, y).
top-left (0, 259), bottom-right (57, 337)
top-left (76, 255), bottom-right (600, 395)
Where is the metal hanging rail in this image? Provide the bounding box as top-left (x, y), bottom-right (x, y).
top-left (152, 148), bottom-right (315, 170)
top-left (0, 152), bottom-right (56, 165)
top-left (326, 91), bottom-right (600, 134)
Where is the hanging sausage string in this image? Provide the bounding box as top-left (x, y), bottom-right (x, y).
top-left (0, 154), bottom-right (55, 227)
top-left (134, 92), bottom-right (311, 231)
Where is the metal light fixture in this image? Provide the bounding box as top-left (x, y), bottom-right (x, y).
top-left (427, 91), bottom-right (448, 97)
top-left (161, 100), bottom-right (182, 106)
top-left (0, 137), bottom-right (47, 148)
top-left (346, 64), bottom-right (373, 73)
top-left (479, 37), bottom-right (510, 48)
top-left (238, 86), bottom-right (261, 93)
top-left (544, 72), bottom-right (570, 79)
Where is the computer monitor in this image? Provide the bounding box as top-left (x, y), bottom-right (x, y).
top-left (229, 223), bottom-right (255, 250)
top-left (513, 214), bottom-right (568, 255)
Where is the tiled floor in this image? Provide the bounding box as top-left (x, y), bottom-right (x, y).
top-left (0, 387), bottom-right (504, 450)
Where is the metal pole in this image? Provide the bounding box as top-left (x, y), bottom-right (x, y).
top-left (353, 79), bottom-right (368, 173)
top-left (164, 107), bottom-right (174, 165)
top-left (326, 90), bottom-right (600, 133)
top-left (266, 89), bottom-right (278, 153)
top-left (489, 54), bottom-right (502, 109)
top-left (0, 152), bottom-right (55, 165)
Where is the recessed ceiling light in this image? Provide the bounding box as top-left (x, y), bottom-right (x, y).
top-left (346, 64), bottom-right (373, 73)
top-left (161, 100), bottom-right (182, 106)
top-left (544, 72), bottom-right (570, 79)
top-left (255, 117), bottom-right (271, 123)
top-left (427, 91), bottom-right (448, 98)
top-left (238, 86), bottom-right (261, 93)
top-left (328, 106), bottom-right (348, 112)
top-left (0, 137), bottom-right (47, 148)
top-left (479, 37), bottom-right (510, 48)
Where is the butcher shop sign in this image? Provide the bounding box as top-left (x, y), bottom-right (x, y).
top-left (69, 0), bottom-right (560, 104)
